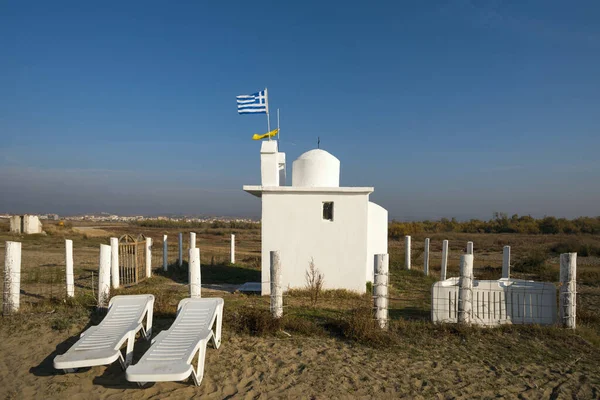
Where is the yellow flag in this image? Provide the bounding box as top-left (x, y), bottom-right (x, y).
top-left (252, 128), bottom-right (279, 140)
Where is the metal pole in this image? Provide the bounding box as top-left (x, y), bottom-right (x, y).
top-left (424, 238), bottom-right (430, 276)
top-left (265, 87), bottom-right (271, 139)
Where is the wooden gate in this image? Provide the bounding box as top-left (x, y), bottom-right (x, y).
top-left (119, 234), bottom-right (147, 285)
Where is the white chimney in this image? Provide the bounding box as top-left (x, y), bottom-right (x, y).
top-left (261, 141), bottom-right (285, 186)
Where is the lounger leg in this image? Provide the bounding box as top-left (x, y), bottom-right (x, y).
top-left (191, 341), bottom-right (208, 386)
top-left (63, 368), bottom-right (76, 373)
top-left (144, 304), bottom-right (153, 341)
top-left (120, 332), bottom-right (135, 370)
top-left (213, 304), bottom-right (223, 349)
top-left (118, 354), bottom-right (127, 370)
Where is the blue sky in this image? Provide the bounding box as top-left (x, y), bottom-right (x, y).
top-left (1, 1), bottom-right (599, 219)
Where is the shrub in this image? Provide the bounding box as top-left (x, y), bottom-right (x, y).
top-left (513, 250), bottom-right (548, 274)
top-left (305, 258), bottom-right (324, 307)
top-left (579, 271), bottom-right (600, 286)
top-left (550, 241), bottom-right (600, 257)
top-left (226, 307), bottom-right (280, 335)
top-left (338, 306), bottom-right (393, 346)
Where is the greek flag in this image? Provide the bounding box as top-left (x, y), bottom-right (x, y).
top-left (237, 89), bottom-right (268, 114)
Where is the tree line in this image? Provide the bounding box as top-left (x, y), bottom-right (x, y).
top-left (389, 213), bottom-right (600, 239)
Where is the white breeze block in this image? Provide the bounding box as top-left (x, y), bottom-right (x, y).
top-left (432, 278), bottom-right (556, 326)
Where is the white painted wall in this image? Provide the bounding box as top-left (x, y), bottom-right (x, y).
top-left (366, 202), bottom-right (388, 283)
top-left (261, 192), bottom-right (370, 295)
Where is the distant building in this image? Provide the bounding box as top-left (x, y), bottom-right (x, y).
top-left (10, 215), bottom-right (43, 234)
top-left (244, 141), bottom-right (388, 295)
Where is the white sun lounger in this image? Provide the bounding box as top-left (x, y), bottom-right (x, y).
top-left (53, 294), bottom-right (154, 372)
top-left (125, 297), bottom-right (223, 386)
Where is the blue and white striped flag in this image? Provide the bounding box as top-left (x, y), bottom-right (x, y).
top-left (237, 89), bottom-right (268, 114)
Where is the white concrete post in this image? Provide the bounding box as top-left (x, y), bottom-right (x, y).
top-left (502, 246), bottom-right (510, 279)
top-left (270, 251), bottom-right (283, 318)
top-left (466, 241), bottom-right (474, 255)
top-left (98, 244), bottom-right (111, 308)
top-left (189, 248), bottom-right (201, 298)
top-left (230, 234), bottom-right (235, 264)
top-left (423, 238), bottom-right (430, 276)
top-left (178, 233), bottom-right (183, 267)
top-left (65, 239), bottom-right (75, 297)
top-left (110, 237), bottom-right (119, 289)
top-left (404, 235), bottom-right (411, 270)
top-left (458, 254), bottom-right (474, 324)
top-left (163, 235), bottom-right (168, 271)
top-left (145, 237), bottom-right (152, 278)
top-left (374, 254), bottom-right (389, 329)
top-left (190, 232), bottom-right (196, 250)
top-left (440, 240), bottom-right (449, 280)
top-left (3, 241), bottom-right (22, 314)
top-left (559, 253), bottom-right (577, 329)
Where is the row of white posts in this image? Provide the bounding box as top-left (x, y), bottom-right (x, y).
top-left (162, 232), bottom-right (237, 271)
top-left (404, 236), bottom-right (577, 329)
top-left (404, 236), bottom-right (512, 280)
top-left (3, 232), bottom-right (238, 313)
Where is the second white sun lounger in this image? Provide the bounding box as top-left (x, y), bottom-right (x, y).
top-left (125, 297), bottom-right (223, 386)
top-left (53, 294), bottom-right (154, 372)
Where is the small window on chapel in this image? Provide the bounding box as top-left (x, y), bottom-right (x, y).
top-left (323, 202), bottom-right (334, 221)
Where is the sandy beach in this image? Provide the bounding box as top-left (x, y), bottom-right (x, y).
top-left (1, 314), bottom-right (599, 399)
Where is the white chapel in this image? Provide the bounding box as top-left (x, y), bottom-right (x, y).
top-left (244, 141), bottom-right (388, 295)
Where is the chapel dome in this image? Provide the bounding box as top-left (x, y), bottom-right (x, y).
top-left (291, 149), bottom-right (340, 187)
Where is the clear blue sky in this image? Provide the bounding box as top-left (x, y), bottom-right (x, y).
top-left (1, 1), bottom-right (599, 219)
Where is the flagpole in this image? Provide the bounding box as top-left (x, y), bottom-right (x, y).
top-left (265, 87), bottom-right (271, 141)
top-left (277, 108), bottom-right (280, 144)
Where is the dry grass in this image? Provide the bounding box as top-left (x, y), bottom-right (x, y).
top-left (1, 222), bottom-right (600, 364)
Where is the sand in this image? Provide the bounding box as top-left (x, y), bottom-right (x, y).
top-left (1, 318), bottom-right (599, 400)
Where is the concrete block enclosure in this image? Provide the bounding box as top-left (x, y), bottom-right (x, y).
top-left (244, 141), bottom-right (388, 295)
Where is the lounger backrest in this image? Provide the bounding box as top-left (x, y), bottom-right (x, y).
top-left (102, 294), bottom-right (154, 328)
top-left (140, 298), bottom-right (220, 363)
top-left (75, 295), bottom-right (154, 352)
top-left (176, 298), bottom-right (220, 334)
